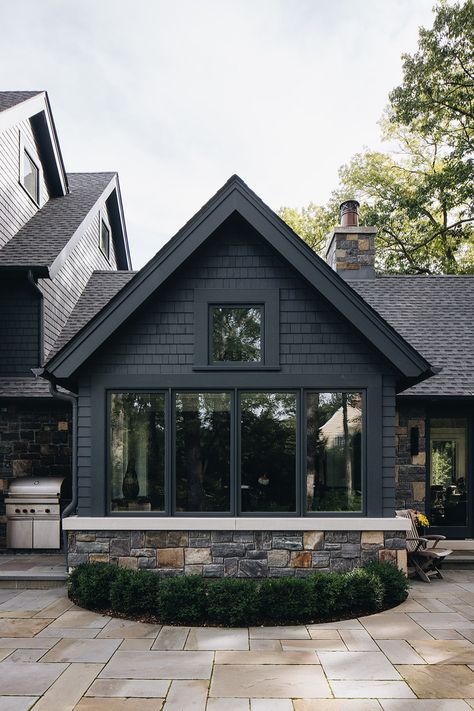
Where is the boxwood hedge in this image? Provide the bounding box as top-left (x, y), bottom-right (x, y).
top-left (68, 560), bottom-right (408, 626)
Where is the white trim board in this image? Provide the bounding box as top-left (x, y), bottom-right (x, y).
top-left (62, 516), bottom-right (410, 532)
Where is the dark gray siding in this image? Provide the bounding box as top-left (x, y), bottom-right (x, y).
top-left (76, 216), bottom-right (397, 518)
top-left (0, 119), bottom-right (49, 248)
top-left (91, 218), bottom-right (383, 375)
top-left (0, 276), bottom-right (40, 375)
top-left (39, 208), bottom-right (118, 360)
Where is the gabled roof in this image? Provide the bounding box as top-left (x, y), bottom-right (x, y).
top-left (0, 173), bottom-right (131, 273)
top-left (50, 270), bottom-right (136, 357)
top-left (351, 276), bottom-right (474, 397)
top-left (43, 175), bottom-right (432, 384)
top-left (0, 90), bottom-right (67, 197)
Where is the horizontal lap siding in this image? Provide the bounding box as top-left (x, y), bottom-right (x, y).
top-left (39, 208), bottom-right (118, 360)
top-left (0, 119), bottom-right (49, 247)
top-left (77, 377), bottom-right (92, 513)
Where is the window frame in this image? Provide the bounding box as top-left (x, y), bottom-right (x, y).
top-left (19, 132), bottom-right (41, 206)
top-left (194, 289), bottom-right (280, 370)
top-left (209, 305), bottom-right (264, 366)
top-left (303, 389), bottom-right (366, 517)
top-left (105, 386), bottom-right (367, 518)
top-left (99, 211), bottom-right (112, 261)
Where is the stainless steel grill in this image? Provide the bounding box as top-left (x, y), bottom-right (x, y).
top-left (6, 477), bottom-right (64, 549)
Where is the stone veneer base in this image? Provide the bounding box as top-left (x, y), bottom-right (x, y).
top-left (67, 528), bottom-right (407, 577)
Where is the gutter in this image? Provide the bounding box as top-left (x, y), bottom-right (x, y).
top-left (32, 368), bottom-right (77, 571)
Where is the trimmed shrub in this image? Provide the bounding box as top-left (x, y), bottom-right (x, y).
top-left (68, 560), bottom-right (406, 626)
top-left (343, 567), bottom-right (384, 614)
top-left (207, 578), bottom-right (259, 626)
top-left (364, 560), bottom-right (409, 606)
top-left (68, 562), bottom-right (119, 610)
top-left (110, 568), bottom-right (160, 616)
top-left (258, 577), bottom-right (312, 623)
top-left (158, 575), bottom-right (207, 625)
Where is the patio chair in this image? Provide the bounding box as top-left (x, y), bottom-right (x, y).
top-left (396, 509), bottom-right (452, 583)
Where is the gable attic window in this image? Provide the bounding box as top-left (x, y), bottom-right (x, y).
top-left (99, 216), bottom-right (111, 260)
top-left (211, 306), bottom-right (263, 363)
top-left (194, 289), bottom-right (280, 369)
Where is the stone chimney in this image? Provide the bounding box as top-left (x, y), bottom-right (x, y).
top-left (326, 200), bottom-right (377, 279)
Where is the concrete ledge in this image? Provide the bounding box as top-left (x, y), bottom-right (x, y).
top-left (63, 516), bottom-right (410, 532)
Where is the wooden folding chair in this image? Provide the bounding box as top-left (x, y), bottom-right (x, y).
top-left (396, 509), bottom-right (452, 583)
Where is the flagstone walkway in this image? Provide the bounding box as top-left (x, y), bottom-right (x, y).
top-left (2, 570), bottom-right (474, 709)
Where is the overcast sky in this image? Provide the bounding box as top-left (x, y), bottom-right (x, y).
top-left (2, 0), bottom-right (435, 268)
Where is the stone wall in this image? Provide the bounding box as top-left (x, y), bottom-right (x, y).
top-left (395, 403), bottom-right (427, 512)
top-left (67, 529), bottom-right (407, 576)
top-left (0, 399), bottom-right (72, 545)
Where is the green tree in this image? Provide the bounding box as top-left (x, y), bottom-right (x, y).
top-left (279, 2), bottom-right (474, 274)
top-left (389, 0), bottom-right (474, 158)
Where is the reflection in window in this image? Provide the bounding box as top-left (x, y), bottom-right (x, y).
top-left (100, 219), bottom-right (110, 259)
top-left (306, 392), bottom-right (362, 512)
top-left (23, 150), bottom-right (39, 202)
top-left (430, 418), bottom-right (467, 527)
top-left (175, 392), bottom-right (231, 512)
top-left (240, 392), bottom-right (297, 512)
top-left (110, 393), bottom-right (165, 512)
top-left (211, 306), bottom-right (262, 362)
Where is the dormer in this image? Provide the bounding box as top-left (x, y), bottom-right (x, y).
top-left (0, 91), bottom-right (68, 246)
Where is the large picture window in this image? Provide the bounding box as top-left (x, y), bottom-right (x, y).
top-left (110, 393), bottom-right (166, 512)
top-left (108, 389), bottom-right (365, 516)
top-left (306, 392), bottom-right (363, 512)
top-left (240, 392), bottom-right (297, 513)
top-left (175, 392), bottom-right (231, 513)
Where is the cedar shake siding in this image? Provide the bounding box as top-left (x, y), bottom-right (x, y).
top-left (73, 214), bottom-right (398, 518)
top-left (0, 275), bottom-right (41, 375)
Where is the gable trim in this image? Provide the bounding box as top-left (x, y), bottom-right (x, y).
top-left (44, 176), bottom-right (432, 381)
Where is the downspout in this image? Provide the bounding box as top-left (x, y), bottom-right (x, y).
top-left (32, 369), bottom-right (78, 571)
top-left (27, 270), bottom-right (44, 367)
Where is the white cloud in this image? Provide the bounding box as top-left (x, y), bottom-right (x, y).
top-left (1, 0), bottom-right (434, 267)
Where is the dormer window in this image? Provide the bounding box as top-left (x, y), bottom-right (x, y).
top-left (99, 217), bottom-right (111, 260)
top-left (23, 150), bottom-right (39, 203)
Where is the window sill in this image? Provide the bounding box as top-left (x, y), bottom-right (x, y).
top-left (192, 365), bottom-right (281, 372)
top-left (63, 516), bottom-right (411, 532)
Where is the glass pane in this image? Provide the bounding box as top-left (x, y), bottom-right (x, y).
top-left (23, 151), bottom-right (39, 202)
top-left (110, 393), bottom-right (165, 512)
top-left (100, 220), bottom-right (110, 258)
top-left (240, 392), bottom-right (297, 512)
top-left (175, 392), bottom-right (231, 512)
top-left (306, 392), bottom-right (363, 512)
top-left (430, 417), bottom-right (467, 527)
top-left (211, 306), bottom-right (262, 362)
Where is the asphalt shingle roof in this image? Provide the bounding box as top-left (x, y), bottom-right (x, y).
top-left (0, 173), bottom-right (115, 269)
top-left (49, 272), bottom-right (474, 398)
top-left (0, 377), bottom-right (52, 398)
top-left (0, 91), bottom-right (42, 112)
top-left (49, 270), bottom-right (137, 358)
top-left (351, 276), bottom-right (474, 397)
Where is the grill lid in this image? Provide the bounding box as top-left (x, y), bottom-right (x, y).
top-left (7, 477), bottom-right (64, 497)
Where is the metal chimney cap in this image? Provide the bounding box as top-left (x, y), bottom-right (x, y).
top-left (339, 200), bottom-right (360, 227)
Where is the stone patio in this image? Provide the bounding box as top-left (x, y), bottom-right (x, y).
top-left (2, 570), bottom-right (474, 708)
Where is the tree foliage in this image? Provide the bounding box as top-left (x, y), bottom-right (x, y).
top-left (390, 0), bottom-right (474, 157)
top-left (279, 1), bottom-right (474, 275)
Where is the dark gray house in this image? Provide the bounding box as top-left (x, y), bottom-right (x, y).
top-left (39, 173), bottom-right (474, 578)
top-left (0, 91), bottom-right (131, 544)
